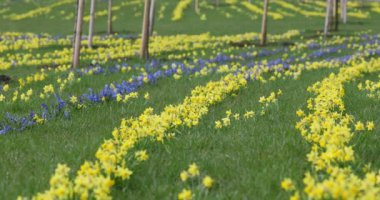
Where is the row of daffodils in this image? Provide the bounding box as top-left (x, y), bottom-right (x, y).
top-left (1, 30), bottom-right (380, 137)
top-left (15, 44), bottom-right (380, 200)
top-left (21, 72), bottom-right (248, 200)
top-left (282, 57), bottom-right (380, 199)
top-left (1, 29), bottom-right (379, 199)
top-left (2, 32), bottom-right (379, 135)
top-left (0, 30), bottom-right (301, 70)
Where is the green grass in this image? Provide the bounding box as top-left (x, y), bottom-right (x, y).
top-left (0, 0), bottom-right (379, 35)
top-left (0, 73), bottom-right (224, 199)
top-left (0, 0), bottom-right (380, 199)
top-left (345, 72), bottom-right (380, 172)
top-left (112, 68), bottom-right (336, 200)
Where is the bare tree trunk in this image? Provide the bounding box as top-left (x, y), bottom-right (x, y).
top-left (260, 0), bottom-right (269, 46)
top-left (328, 0), bottom-right (334, 31)
top-left (88, 0), bottom-right (96, 48)
top-left (341, 0), bottom-right (347, 23)
top-left (72, 0), bottom-right (84, 68)
top-left (107, 0), bottom-right (113, 35)
top-left (149, 0), bottom-right (155, 36)
top-left (195, 0), bottom-right (200, 14)
top-left (324, 0), bottom-right (333, 37)
top-left (334, 0), bottom-right (339, 31)
top-left (140, 0), bottom-right (151, 59)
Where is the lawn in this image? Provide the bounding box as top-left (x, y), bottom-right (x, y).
top-left (0, 0), bottom-right (380, 199)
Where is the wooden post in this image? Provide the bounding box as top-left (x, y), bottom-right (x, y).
top-left (341, 0), bottom-right (347, 23)
top-left (149, 0), bottom-right (156, 36)
top-left (107, 0), bottom-right (113, 35)
top-left (260, 0), bottom-right (269, 46)
top-left (140, 0), bottom-right (151, 59)
top-left (72, 0), bottom-right (84, 68)
top-left (324, 0), bottom-right (333, 37)
top-left (88, 0), bottom-right (96, 48)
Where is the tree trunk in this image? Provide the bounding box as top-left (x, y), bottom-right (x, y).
top-left (149, 0), bottom-right (155, 36)
top-left (195, 0), bottom-right (200, 14)
top-left (260, 0), bottom-right (269, 46)
top-left (72, 0), bottom-right (84, 68)
top-left (324, 0), bottom-right (333, 37)
top-left (341, 0), bottom-right (347, 23)
top-left (140, 0), bottom-right (151, 59)
top-left (334, 0), bottom-right (339, 31)
top-left (88, 0), bottom-right (96, 48)
top-left (107, 0), bottom-right (113, 35)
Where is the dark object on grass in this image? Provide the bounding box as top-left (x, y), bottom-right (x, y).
top-left (280, 41), bottom-right (295, 46)
top-left (230, 41), bottom-right (256, 47)
top-left (0, 75), bottom-right (11, 84)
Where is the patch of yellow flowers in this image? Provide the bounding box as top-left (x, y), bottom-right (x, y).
top-left (22, 72), bottom-right (247, 199)
top-left (178, 163), bottom-right (214, 200)
top-left (172, 0), bottom-right (193, 21)
top-left (283, 57), bottom-right (380, 199)
top-left (0, 30), bottom-right (300, 71)
top-left (258, 89), bottom-right (282, 116)
top-left (358, 77), bottom-right (380, 99)
top-left (214, 108), bottom-right (256, 129)
top-left (241, 1), bottom-right (284, 20)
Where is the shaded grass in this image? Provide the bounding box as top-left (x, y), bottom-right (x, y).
top-left (0, 0), bottom-right (379, 35)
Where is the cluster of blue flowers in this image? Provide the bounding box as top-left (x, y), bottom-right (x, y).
top-left (1, 33), bottom-right (380, 135)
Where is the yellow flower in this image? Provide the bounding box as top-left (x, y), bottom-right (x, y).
top-left (156, 133), bottom-right (164, 143)
top-left (116, 94), bottom-right (123, 102)
top-left (180, 171), bottom-right (189, 182)
top-left (281, 178), bottom-right (294, 191)
top-left (367, 121), bottom-right (375, 131)
top-left (222, 117), bottom-right (231, 126)
top-left (26, 89), bottom-right (33, 96)
top-left (244, 111), bottom-right (255, 119)
top-left (178, 188), bottom-right (192, 200)
top-left (70, 96), bottom-right (78, 104)
top-left (33, 115), bottom-right (45, 125)
top-left (187, 163), bottom-right (200, 177)
top-left (226, 110), bottom-right (232, 117)
top-left (43, 84), bottom-right (54, 94)
top-left (290, 192), bottom-right (300, 200)
top-left (167, 133), bottom-right (175, 139)
top-left (215, 120), bottom-right (222, 129)
top-left (0, 94), bottom-right (5, 102)
top-left (296, 109), bottom-right (304, 117)
top-left (115, 167), bottom-right (133, 180)
top-left (135, 150), bottom-right (149, 161)
top-left (355, 121), bottom-right (365, 131)
top-left (3, 84), bottom-right (9, 92)
top-left (259, 96), bottom-right (266, 103)
top-left (202, 176), bottom-right (214, 188)
top-left (144, 92), bottom-right (150, 100)
top-left (277, 89), bottom-right (283, 95)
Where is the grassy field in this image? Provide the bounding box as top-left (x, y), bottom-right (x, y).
top-left (1, 0), bottom-right (380, 199)
top-left (1, 0), bottom-right (380, 35)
